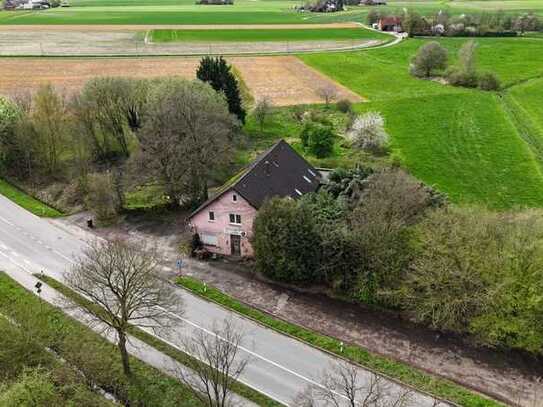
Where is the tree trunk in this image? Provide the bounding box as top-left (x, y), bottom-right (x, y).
top-left (117, 330), bottom-right (131, 378)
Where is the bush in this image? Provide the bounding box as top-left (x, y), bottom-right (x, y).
top-left (299, 121), bottom-right (335, 158)
top-left (85, 172), bottom-right (122, 223)
top-left (446, 68), bottom-right (479, 88)
top-left (478, 72), bottom-right (501, 91)
top-left (252, 197), bottom-right (322, 284)
top-left (409, 42), bottom-right (448, 78)
top-left (347, 112), bottom-right (389, 154)
top-left (336, 99), bottom-right (353, 114)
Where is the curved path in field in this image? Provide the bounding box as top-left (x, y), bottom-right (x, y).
top-left (0, 22), bottom-right (400, 56)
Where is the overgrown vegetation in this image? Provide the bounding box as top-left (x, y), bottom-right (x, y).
top-left (251, 165), bottom-right (543, 357)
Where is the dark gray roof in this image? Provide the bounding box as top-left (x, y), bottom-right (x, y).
top-left (189, 139), bottom-right (321, 217)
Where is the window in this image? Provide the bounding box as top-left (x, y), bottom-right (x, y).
top-left (232, 194), bottom-right (238, 202)
top-left (200, 234), bottom-right (218, 247)
top-left (229, 214), bottom-right (241, 224)
top-left (208, 211), bottom-right (215, 221)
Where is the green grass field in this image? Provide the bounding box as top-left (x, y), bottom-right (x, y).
top-left (150, 27), bottom-right (389, 42)
top-left (1, 0), bottom-right (542, 25)
top-left (299, 37), bottom-right (543, 208)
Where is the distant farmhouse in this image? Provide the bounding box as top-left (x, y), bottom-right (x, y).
top-left (360, 0), bottom-right (387, 5)
top-left (378, 16), bottom-right (402, 32)
top-left (3, 0), bottom-right (69, 10)
top-left (189, 140), bottom-right (322, 257)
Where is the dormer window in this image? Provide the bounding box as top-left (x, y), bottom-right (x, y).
top-left (232, 194), bottom-right (238, 202)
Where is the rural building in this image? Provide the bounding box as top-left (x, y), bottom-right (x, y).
top-left (189, 139), bottom-right (321, 257)
top-left (360, 0), bottom-right (387, 5)
top-left (378, 16), bottom-right (402, 32)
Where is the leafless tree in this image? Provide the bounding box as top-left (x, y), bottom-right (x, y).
top-left (65, 238), bottom-right (182, 378)
top-left (174, 318), bottom-right (250, 407)
top-left (316, 85), bottom-right (338, 106)
top-left (253, 96), bottom-right (273, 132)
top-left (134, 78), bottom-right (237, 206)
top-left (295, 360), bottom-right (417, 407)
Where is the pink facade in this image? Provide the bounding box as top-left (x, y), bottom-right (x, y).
top-left (190, 189), bottom-right (257, 257)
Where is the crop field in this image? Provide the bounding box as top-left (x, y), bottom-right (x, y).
top-left (0, 56), bottom-right (361, 106)
top-left (149, 27), bottom-right (390, 43)
top-left (301, 37), bottom-right (543, 208)
top-left (1, 0), bottom-right (542, 26)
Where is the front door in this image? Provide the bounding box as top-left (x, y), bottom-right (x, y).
top-left (230, 234), bottom-right (241, 256)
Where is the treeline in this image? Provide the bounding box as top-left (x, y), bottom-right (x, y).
top-left (252, 167), bottom-right (543, 356)
top-left (0, 57), bottom-right (245, 221)
top-left (368, 9), bottom-right (543, 37)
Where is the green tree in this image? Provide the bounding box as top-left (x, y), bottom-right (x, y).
top-left (299, 121), bottom-right (335, 158)
top-left (0, 96), bottom-right (22, 174)
top-left (196, 56), bottom-right (246, 124)
top-left (410, 42), bottom-right (448, 78)
top-left (252, 197), bottom-right (322, 283)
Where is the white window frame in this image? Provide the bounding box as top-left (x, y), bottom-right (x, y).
top-left (229, 213), bottom-right (242, 225)
top-left (208, 211), bottom-right (215, 222)
top-left (200, 233), bottom-right (218, 247)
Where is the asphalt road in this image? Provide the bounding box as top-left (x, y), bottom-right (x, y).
top-left (0, 193), bottom-right (447, 407)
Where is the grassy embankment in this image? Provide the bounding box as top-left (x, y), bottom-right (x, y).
top-left (0, 179), bottom-right (62, 217)
top-left (0, 271), bottom-right (205, 407)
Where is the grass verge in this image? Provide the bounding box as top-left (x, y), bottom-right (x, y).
top-left (0, 271), bottom-right (203, 407)
top-left (0, 178), bottom-right (62, 217)
top-left (37, 274), bottom-right (282, 407)
top-left (176, 276), bottom-right (505, 407)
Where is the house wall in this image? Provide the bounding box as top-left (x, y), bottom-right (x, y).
top-left (190, 189), bottom-right (257, 257)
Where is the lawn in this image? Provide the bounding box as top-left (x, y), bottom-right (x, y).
top-left (150, 27), bottom-right (389, 43)
top-left (0, 178), bottom-right (62, 217)
top-left (299, 37), bottom-right (543, 208)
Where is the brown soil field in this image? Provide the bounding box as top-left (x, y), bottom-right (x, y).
top-left (0, 56), bottom-right (362, 106)
top-left (0, 22), bottom-right (360, 32)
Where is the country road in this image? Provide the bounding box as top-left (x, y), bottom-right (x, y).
top-left (0, 193), bottom-right (446, 407)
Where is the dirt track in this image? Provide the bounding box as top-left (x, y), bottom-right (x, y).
top-left (0, 56), bottom-right (363, 106)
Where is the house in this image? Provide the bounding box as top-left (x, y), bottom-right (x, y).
top-left (360, 0), bottom-right (387, 5)
top-left (378, 16), bottom-right (402, 32)
top-left (189, 140), bottom-right (321, 257)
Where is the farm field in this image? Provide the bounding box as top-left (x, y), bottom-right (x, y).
top-left (1, 0), bottom-right (542, 26)
top-left (0, 56), bottom-right (361, 106)
top-left (299, 37), bottom-right (543, 208)
top-left (149, 27), bottom-right (390, 43)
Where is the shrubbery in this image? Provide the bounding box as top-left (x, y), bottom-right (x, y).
top-left (299, 120), bottom-right (335, 158)
top-left (252, 166), bottom-right (543, 356)
top-left (252, 197), bottom-right (322, 283)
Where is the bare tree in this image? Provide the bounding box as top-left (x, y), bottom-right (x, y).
top-left (316, 85), bottom-right (338, 106)
top-left (134, 78), bottom-right (237, 207)
top-left (253, 96), bottom-right (273, 132)
top-left (295, 360), bottom-right (417, 407)
top-left (65, 238), bottom-right (182, 378)
top-left (175, 318), bottom-right (250, 407)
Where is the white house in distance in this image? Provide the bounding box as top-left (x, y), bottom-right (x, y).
top-left (188, 139), bottom-right (321, 257)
